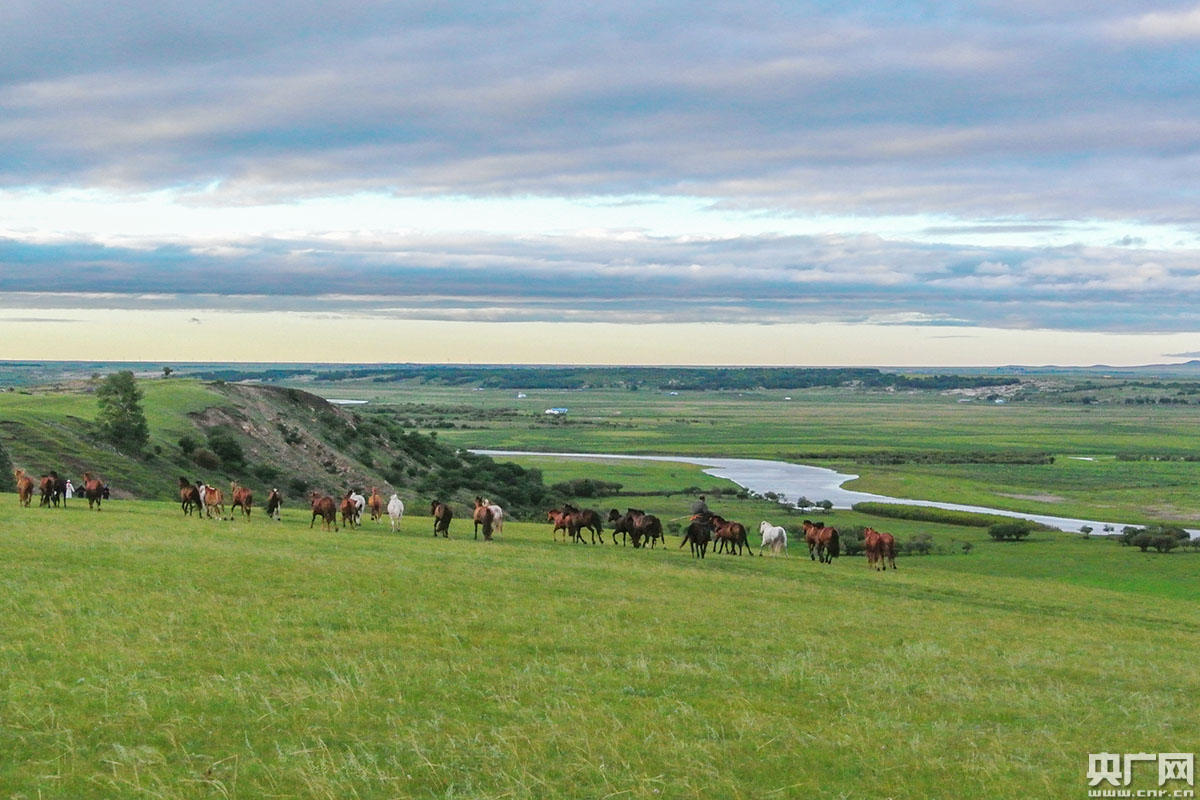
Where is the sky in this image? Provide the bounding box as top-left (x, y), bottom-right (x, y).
top-left (2, 2), bottom-right (1200, 365)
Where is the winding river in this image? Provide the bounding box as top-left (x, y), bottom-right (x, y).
top-left (472, 449), bottom-right (1150, 535)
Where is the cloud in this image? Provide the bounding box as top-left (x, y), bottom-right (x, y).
top-left (1106, 4), bottom-right (1200, 41)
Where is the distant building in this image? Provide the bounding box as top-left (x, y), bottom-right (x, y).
top-left (544, 407), bottom-right (568, 415)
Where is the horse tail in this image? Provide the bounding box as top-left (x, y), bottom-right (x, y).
top-left (828, 529), bottom-right (840, 558)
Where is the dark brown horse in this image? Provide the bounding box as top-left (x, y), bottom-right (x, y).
top-left (309, 491), bottom-right (338, 531)
top-left (14, 469), bottom-right (34, 507)
top-left (680, 516), bottom-right (712, 558)
top-left (563, 504), bottom-right (604, 544)
top-left (38, 474), bottom-right (56, 507)
top-left (802, 520), bottom-right (840, 564)
top-left (608, 508), bottom-right (664, 548)
top-left (266, 488), bottom-right (283, 521)
top-left (81, 472), bottom-right (105, 511)
top-left (863, 527), bottom-right (897, 571)
top-left (230, 482), bottom-right (253, 519)
top-left (179, 477), bottom-right (202, 516)
top-left (46, 471), bottom-right (68, 507)
top-left (431, 500), bottom-right (453, 537)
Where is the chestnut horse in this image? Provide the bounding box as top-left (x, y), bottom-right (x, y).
top-left (340, 492), bottom-right (359, 529)
top-left (178, 477), bottom-right (202, 516)
top-left (81, 472), bottom-right (105, 511)
top-left (198, 482), bottom-right (225, 519)
top-left (230, 482), bottom-right (253, 519)
top-left (547, 508), bottom-right (574, 542)
top-left (14, 469), bottom-right (34, 507)
top-left (309, 491), bottom-right (338, 531)
top-left (368, 488), bottom-right (384, 522)
top-left (710, 515), bottom-right (750, 555)
top-left (802, 520), bottom-right (840, 564)
top-left (431, 500), bottom-right (453, 537)
top-left (266, 488), bottom-right (283, 521)
top-left (863, 527), bottom-right (897, 571)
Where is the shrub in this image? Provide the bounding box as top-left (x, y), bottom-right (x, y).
top-left (206, 429), bottom-right (246, 470)
top-left (287, 477), bottom-right (309, 497)
top-left (550, 478), bottom-right (623, 498)
top-left (988, 523), bottom-right (1033, 541)
top-left (178, 435), bottom-right (199, 455)
top-left (192, 448), bottom-right (220, 470)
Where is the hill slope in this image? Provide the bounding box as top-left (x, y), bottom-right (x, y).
top-left (0, 378), bottom-right (550, 514)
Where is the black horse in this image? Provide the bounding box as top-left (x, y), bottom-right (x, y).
top-left (679, 517), bottom-right (712, 559)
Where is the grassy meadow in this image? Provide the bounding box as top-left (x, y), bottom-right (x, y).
top-left (297, 379), bottom-right (1200, 527)
top-left (2, 492), bottom-right (1198, 800)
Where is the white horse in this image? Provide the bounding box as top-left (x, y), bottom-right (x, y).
top-left (349, 491), bottom-right (366, 527)
top-left (758, 521), bottom-right (788, 556)
top-left (483, 498), bottom-right (504, 537)
top-left (387, 494), bottom-right (405, 533)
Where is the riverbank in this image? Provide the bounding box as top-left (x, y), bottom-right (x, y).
top-left (473, 449), bottom-right (1169, 535)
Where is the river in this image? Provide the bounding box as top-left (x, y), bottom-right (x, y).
top-left (472, 449), bottom-right (1152, 535)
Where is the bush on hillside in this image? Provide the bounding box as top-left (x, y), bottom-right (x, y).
top-left (192, 448), bottom-right (220, 470)
top-left (205, 428), bottom-right (245, 470)
top-left (988, 523), bottom-right (1033, 541)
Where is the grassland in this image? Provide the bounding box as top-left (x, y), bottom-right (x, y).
top-left (290, 380), bottom-right (1200, 527)
top-left (2, 495), bottom-right (1197, 800)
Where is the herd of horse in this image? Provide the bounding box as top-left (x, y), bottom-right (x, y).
top-left (13, 468), bottom-right (107, 511)
top-left (18, 467), bottom-right (898, 570)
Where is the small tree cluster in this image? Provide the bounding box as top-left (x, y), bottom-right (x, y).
top-left (988, 522), bottom-right (1033, 542)
top-left (96, 371), bottom-right (149, 454)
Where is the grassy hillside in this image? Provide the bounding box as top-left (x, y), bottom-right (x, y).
top-left (1, 498), bottom-right (1196, 799)
top-left (0, 379), bottom-right (554, 516)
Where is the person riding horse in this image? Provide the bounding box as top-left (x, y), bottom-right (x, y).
top-left (690, 495), bottom-right (710, 519)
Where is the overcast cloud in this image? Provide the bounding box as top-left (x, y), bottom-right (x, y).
top-left (1, 1), bottom-right (1199, 341)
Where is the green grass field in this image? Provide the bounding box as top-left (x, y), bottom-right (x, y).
top-left (301, 381), bottom-right (1200, 526)
top-left (2, 494), bottom-right (1197, 799)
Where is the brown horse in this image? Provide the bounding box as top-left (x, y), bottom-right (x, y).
top-left (563, 504), bottom-right (604, 544)
top-left (230, 482), bottom-right (253, 519)
top-left (198, 482), bottom-right (225, 519)
top-left (431, 500), bottom-right (453, 537)
top-left (81, 472), bottom-right (105, 511)
top-left (14, 469), bottom-right (34, 507)
top-left (863, 527), bottom-right (897, 571)
top-left (38, 474), bottom-right (56, 507)
top-left (547, 508), bottom-right (574, 542)
top-left (340, 492), bottom-right (359, 529)
top-left (710, 515), bottom-right (750, 555)
top-left (266, 488), bottom-right (283, 521)
top-left (179, 477), bottom-right (202, 516)
top-left (473, 496), bottom-right (490, 540)
top-left (802, 520), bottom-right (840, 564)
top-left (368, 488), bottom-right (384, 522)
top-left (309, 491), bottom-right (338, 531)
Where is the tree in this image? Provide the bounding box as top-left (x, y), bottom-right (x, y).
top-left (96, 371), bottom-right (149, 453)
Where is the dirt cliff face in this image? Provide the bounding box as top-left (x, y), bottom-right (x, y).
top-left (188, 383), bottom-right (397, 497)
